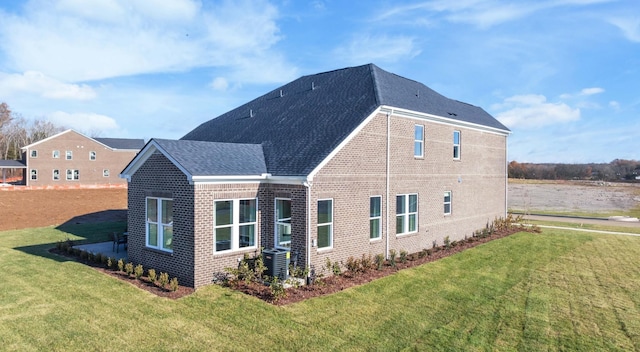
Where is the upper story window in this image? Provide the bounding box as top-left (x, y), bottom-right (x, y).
top-left (414, 125), bottom-right (424, 158)
top-left (30, 169), bottom-right (37, 180)
top-left (444, 191), bottom-right (452, 215)
top-left (65, 151), bottom-right (73, 160)
top-left (453, 131), bottom-right (461, 160)
top-left (396, 194), bottom-right (418, 235)
top-left (275, 198), bottom-right (291, 248)
top-left (103, 169), bottom-right (110, 177)
top-left (52, 150), bottom-right (60, 158)
top-left (146, 197), bottom-right (173, 252)
top-left (214, 198), bottom-right (257, 253)
top-left (53, 169), bottom-right (60, 181)
top-left (317, 199), bottom-right (333, 249)
top-left (89, 151), bottom-right (96, 160)
top-left (30, 150), bottom-right (37, 158)
top-left (370, 196), bottom-right (382, 240)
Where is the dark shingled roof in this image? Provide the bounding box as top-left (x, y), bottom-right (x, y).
top-left (181, 63), bottom-right (509, 176)
top-left (0, 160), bottom-right (26, 168)
top-left (95, 137), bottom-right (145, 150)
top-left (153, 139), bottom-right (267, 176)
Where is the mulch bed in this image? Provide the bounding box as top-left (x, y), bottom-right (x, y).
top-left (50, 225), bottom-right (538, 303)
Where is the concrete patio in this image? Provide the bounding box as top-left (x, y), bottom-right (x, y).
top-left (74, 241), bottom-right (127, 261)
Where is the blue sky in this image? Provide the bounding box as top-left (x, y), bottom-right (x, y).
top-left (0, 0), bottom-right (638, 163)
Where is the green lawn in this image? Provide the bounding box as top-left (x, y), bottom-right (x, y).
top-left (2, 224), bottom-right (640, 351)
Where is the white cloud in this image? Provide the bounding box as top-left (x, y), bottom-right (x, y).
top-left (48, 111), bottom-right (119, 132)
top-left (210, 77), bottom-right (229, 91)
top-left (609, 100), bottom-right (621, 110)
top-left (494, 94), bottom-right (580, 129)
top-left (0, 0), bottom-right (289, 84)
top-left (333, 34), bottom-right (421, 65)
top-left (580, 87), bottom-right (605, 95)
top-left (0, 71), bottom-right (96, 100)
top-left (608, 16), bottom-right (640, 42)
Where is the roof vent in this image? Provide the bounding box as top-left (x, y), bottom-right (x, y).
top-left (312, 82), bottom-right (316, 90)
top-left (279, 89), bottom-right (283, 97)
top-left (416, 91), bottom-right (419, 98)
top-left (447, 112), bottom-right (457, 116)
top-left (250, 109), bottom-right (254, 118)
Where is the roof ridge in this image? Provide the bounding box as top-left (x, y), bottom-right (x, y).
top-left (368, 63), bottom-right (383, 106)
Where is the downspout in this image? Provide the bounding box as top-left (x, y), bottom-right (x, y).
top-left (303, 180), bottom-right (312, 279)
top-left (385, 110), bottom-right (392, 259)
top-left (505, 136), bottom-right (509, 217)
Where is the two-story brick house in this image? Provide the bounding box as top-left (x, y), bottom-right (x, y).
top-left (20, 129), bottom-right (144, 187)
top-left (121, 64), bottom-right (511, 288)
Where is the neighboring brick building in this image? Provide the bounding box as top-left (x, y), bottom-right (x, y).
top-left (121, 64), bottom-right (511, 288)
top-left (19, 129), bottom-right (144, 187)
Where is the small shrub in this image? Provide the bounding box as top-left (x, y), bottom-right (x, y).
top-left (345, 256), bottom-right (359, 273)
top-left (106, 257), bottom-right (114, 269)
top-left (375, 253), bottom-right (385, 270)
top-left (147, 268), bottom-right (157, 283)
top-left (124, 262), bottom-right (134, 276)
top-left (158, 272), bottom-right (169, 288)
top-left (117, 258), bottom-right (124, 272)
top-left (332, 261), bottom-right (341, 276)
top-left (389, 249), bottom-right (397, 268)
top-left (134, 264), bottom-right (144, 280)
top-left (101, 255), bottom-right (108, 265)
top-left (73, 248), bottom-right (81, 256)
top-left (400, 250), bottom-right (408, 263)
top-left (79, 250), bottom-right (89, 261)
top-left (269, 276), bottom-right (286, 302)
top-left (94, 253), bottom-right (103, 264)
top-left (169, 277), bottom-right (179, 292)
top-left (87, 252), bottom-right (95, 263)
top-left (444, 236), bottom-right (451, 250)
top-left (254, 254), bottom-right (267, 279)
top-left (290, 264), bottom-right (309, 279)
top-left (361, 253), bottom-right (373, 271)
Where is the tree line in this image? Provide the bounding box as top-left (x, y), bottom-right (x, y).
top-left (509, 159), bottom-right (640, 182)
top-left (0, 102), bottom-right (64, 161)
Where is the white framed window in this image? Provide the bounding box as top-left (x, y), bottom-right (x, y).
top-left (414, 125), bottom-right (424, 158)
top-left (30, 150), bottom-right (37, 158)
top-left (396, 194), bottom-right (418, 235)
top-left (444, 191), bottom-right (452, 215)
top-left (146, 197), bottom-right (173, 252)
top-left (89, 151), bottom-right (96, 160)
top-left (103, 169), bottom-right (110, 177)
top-left (214, 198), bottom-right (257, 253)
top-left (65, 151), bottom-right (72, 160)
top-left (66, 169), bottom-right (79, 181)
top-left (30, 169), bottom-right (37, 180)
top-left (370, 196), bottom-right (382, 240)
top-left (453, 130), bottom-right (461, 160)
top-left (317, 199), bottom-right (333, 249)
top-left (275, 198), bottom-right (291, 248)
top-left (52, 150), bottom-right (60, 158)
top-left (53, 169), bottom-right (60, 181)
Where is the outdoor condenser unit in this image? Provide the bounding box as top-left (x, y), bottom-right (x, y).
top-left (263, 248), bottom-right (290, 280)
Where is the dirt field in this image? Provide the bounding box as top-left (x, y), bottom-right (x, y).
top-left (508, 180), bottom-right (640, 214)
top-left (0, 188), bottom-right (127, 231)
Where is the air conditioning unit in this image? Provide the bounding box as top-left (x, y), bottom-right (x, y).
top-left (263, 248), bottom-right (290, 280)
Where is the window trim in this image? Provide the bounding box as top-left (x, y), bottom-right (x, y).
top-left (103, 169), bottom-right (110, 177)
top-left (89, 151), bottom-right (96, 161)
top-left (317, 198), bottom-right (334, 250)
top-left (274, 198), bottom-right (292, 249)
top-left (414, 124), bottom-right (424, 158)
top-left (213, 198), bottom-right (258, 254)
top-left (30, 169), bottom-right (37, 180)
top-left (53, 169), bottom-right (60, 181)
top-left (396, 193), bottom-right (418, 235)
top-left (453, 130), bottom-right (461, 160)
top-left (52, 150), bottom-right (60, 159)
top-left (30, 150), bottom-right (37, 158)
top-left (66, 169), bottom-right (79, 181)
top-left (369, 195), bottom-right (382, 240)
top-left (444, 191), bottom-right (452, 215)
top-left (65, 150), bottom-right (73, 160)
top-left (145, 197), bottom-right (174, 253)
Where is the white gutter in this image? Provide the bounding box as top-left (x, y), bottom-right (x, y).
top-left (303, 179), bottom-right (312, 281)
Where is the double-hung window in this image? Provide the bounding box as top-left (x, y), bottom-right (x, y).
top-left (52, 150), bottom-right (60, 158)
top-left (146, 197), bottom-right (173, 252)
top-left (30, 150), bottom-right (37, 158)
top-left (275, 198), bottom-right (291, 248)
top-left (30, 169), bottom-right (37, 180)
top-left (414, 125), bottom-right (424, 158)
top-left (396, 194), bottom-right (418, 234)
top-left (66, 169), bottom-right (79, 180)
top-left (370, 196), bottom-right (381, 240)
top-left (214, 199), bottom-right (257, 253)
top-left (453, 131), bottom-right (461, 160)
top-left (53, 169), bottom-right (60, 181)
top-left (89, 151), bottom-right (96, 160)
top-left (317, 199), bottom-right (333, 249)
top-left (65, 151), bottom-right (73, 160)
top-left (444, 191), bottom-right (452, 215)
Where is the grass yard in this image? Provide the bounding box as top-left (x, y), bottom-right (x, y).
top-left (2, 223), bottom-right (640, 351)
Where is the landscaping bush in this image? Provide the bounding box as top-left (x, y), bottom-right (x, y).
top-left (134, 264), bottom-right (144, 280)
top-left (158, 272), bottom-right (169, 288)
top-left (147, 269), bottom-right (157, 284)
top-left (169, 277), bottom-right (179, 292)
top-left (375, 253), bottom-right (385, 270)
top-left (389, 249), bottom-right (397, 268)
top-left (117, 259), bottom-right (124, 272)
top-left (400, 250), bottom-right (408, 263)
top-left (124, 262), bottom-right (134, 276)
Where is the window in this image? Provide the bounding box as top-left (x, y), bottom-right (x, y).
top-left (370, 196), bottom-right (381, 240)
top-left (89, 151), bottom-right (96, 160)
top-left (453, 130), bottom-right (461, 160)
top-left (214, 199), bottom-right (257, 252)
top-left (52, 150), bottom-right (60, 158)
top-left (146, 197), bottom-right (173, 252)
top-left (414, 125), bottom-right (424, 158)
top-left (65, 151), bottom-right (72, 160)
top-left (53, 169), bottom-right (60, 181)
top-left (30, 169), bottom-right (37, 180)
top-left (317, 199), bottom-right (333, 249)
top-left (103, 169), bottom-right (110, 177)
top-left (30, 150), bottom-right (37, 158)
top-left (66, 169), bottom-right (79, 180)
top-left (275, 198), bottom-right (291, 248)
top-left (396, 194), bottom-right (418, 234)
top-left (444, 191), bottom-right (452, 215)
